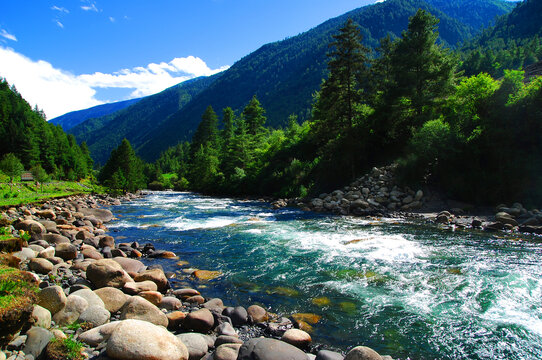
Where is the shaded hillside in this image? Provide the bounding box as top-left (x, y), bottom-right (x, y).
top-left (70, 75), bottom-right (219, 165)
top-left (462, 0), bottom-right (542, 76)
top-left (50, 97), bottom-right (141, 130)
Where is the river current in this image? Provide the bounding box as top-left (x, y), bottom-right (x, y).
top-left (107, 191), bottom-right (542, 359)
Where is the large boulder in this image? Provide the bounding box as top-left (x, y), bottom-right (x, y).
top-left (15, 220), bottom-right (45, 235)
top-left (79, 322), bottom-right (120, 347)
top-left (78, 305), bottom-right (110, 327)
top-left (281, 329), bottom-right (312, 349)
top-left (123, 281), bottom-right (158, 295)
top-left (79, 208), bottom-right (114, 223)
top-left (28, 258), bottom-right (54, 274)
top-left (495, 212), bottom-right (518, 226)
top-left (42, 234), bottom-right (70, 245)
top-left (70, 289), bottom-right (106, 308)
top-left (113, 257), bottom-right (146, 274)
top-left (343, 346), bottom-right (382, 360)
top-left (247, 305), bottom-right (268, 323)
top-left (133, 268), bottom-right (169, 292)
top-left (55, 243), bottom-right (78, 261)
top-left (106, 319), bottom-right (189, 360)
top-left (23, 327), bottom-right (53, 359)
top-left (87, 259), bottom-right (132, 288)
top-left (94, 287), bottom-right (128, 313)
top-left (119, 296), bottom-right (168, 327)
top-left (176, 333), bottom-right (209, 360)
top-left (215, 343), bottom-right (243, 360)
top-left (53, 294), bottom-right (88, 325)
top-left (37, 286), bottom-right (67, 315)
top-left (238, 338), bottom-right (309, 360)
top-left (183, 308), bottom-right (215, 333)
top-left (31, 305), bottom-right (52, 329)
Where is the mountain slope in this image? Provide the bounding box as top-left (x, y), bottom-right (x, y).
top-left (50, 98), bottom-right (141, 130)
top-left (70, 75), bottom-right (219, 165)
top-left (136, 0), bottom-right (513, 161)
top-left (72, 0), bottom-right (513, 163)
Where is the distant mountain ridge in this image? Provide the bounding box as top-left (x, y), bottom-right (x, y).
top-left (50, 98), bottom-right (141, 130)
top-left (70, 0), bottom-right (514, 164)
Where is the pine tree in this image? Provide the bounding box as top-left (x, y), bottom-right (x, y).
top-left (0, 153), bottom-right (23, 191)
top-left (191, 105), bottom-right (219, 158)
top-left (242, 96), bottom-right (266, 136)
top-left (99, 139), bottom-right (146, 192)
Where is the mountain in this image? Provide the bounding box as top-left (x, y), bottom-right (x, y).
top-left (69, 75), bottom-right (219, 165)
top-left (72, 0), bottom-right (514, 164)
top-left (461, 0), bottom-right (542, 76)
top-left (50, 98), bottom-right (141, 130)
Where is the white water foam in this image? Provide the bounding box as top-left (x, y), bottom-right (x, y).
top-left (165, 216), bottom-right (238, 231)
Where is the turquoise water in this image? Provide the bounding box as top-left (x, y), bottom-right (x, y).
top-left (108, 192), bottom-right (542, 359)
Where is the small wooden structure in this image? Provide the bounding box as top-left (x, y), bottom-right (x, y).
top-left (20, 172), bottom-right (34, 181)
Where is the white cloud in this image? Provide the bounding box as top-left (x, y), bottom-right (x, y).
top-left (51, 6), bottom-right (69, 13)
top-left (0, 47), bottom-right (229, 119)
top-left (109, 16), bottom-right (115, 23)
top-left (55, 20), bottom-right (64, 29)
top-left (81, 1), bottom-right (99, 12)
top-left (0, 29), bottom-right (17, 42)
top-left (375, 0), bottom-right (386, 3)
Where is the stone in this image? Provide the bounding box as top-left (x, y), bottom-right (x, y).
top-left (98, 236), bottom-right (115, 249)
top-left (81, 246), bottom-right (104, 260)
top-left (37, 285), bottom-right (67, 315)
top-left (193, 270), bottom-right (222, 281)
top-left (177, 333), bottom-right (209, 360)
top-left (15, 220), bottom-right (45, 235)
top-left (472, 218), bottom-right (483, 228)
top-left (79, 322), bottom-right (120, 347)
top-left (124, 281), bottom-right (158, 295)
top-left (76, 230), bottom-right (94, 240)
top-left (214, 343), bottom-right (243, 360)
top-left (343, 346), bottom-right (382, 360)
top-left (119, 296), bottom-right (168, 327)
top-left (414, 190), bottom-right (423, 201)
top-left (13, 247), bottom-right (37, 261)
top-left (71, 289), bottom-right (106, 308)
top-left (216, 322), bottom-right (237, 337)
top-left (138, 291), bottom-right (162, 306)
top-left (42, 234), bottom-right (70, 245)
top-left (28, 258), bottom-right (53, 275)
top-left (106, 319), bottom-right (188, 360)
top-left (281, 329), bottom-right (312, 349)
top-left (173, 288), bottom-right (200, 300)
top-left (159, 296), bottom-right (182, 311)
top-left (495, 212), bottom-right (518, 226)
top-left (53, 295), bottom-right (89, 326)
top-left (37, 210), bottom-right (56, 220)
top-left (184, 308), bottom-right (215, 333)
top-left (247, 305), bottom-right (268, 323)
top-left (230, 306), bottom-right (248, 326)
top-left (133, 268), bottom-right (169, 292)
top-left (202, 298), bottom-right (224, 312)
top-left (215, 336), bottom-right (243, 347)
top-left (38, 247), bottom-right (56, 259)
top-left (28, 244), bottom-right (45, 253)
top-left (94, 287), bottom-right (128, 313)
top-left (79, 208), bottom-right (114, 223)
top-left (78, 305), bottom-right (110, 327)
top-left (112, 257), bottom-right (146, 275)
top-left (316, 350), bottom-right (344, 360)
top-left (31, 305), bottom-right (51, 329)
top-left (23, 327), bottom-right (53, 359)
top-left (186, 295), bottom-right (205, 304)
top-left (54, 243), bottom-right (78, 261)
top-left (87, 259), bottom-right (132, 289)
top-left (237, 338), bottom-right (308, 360)
top-left (167, 311), bottom-right (187, 330)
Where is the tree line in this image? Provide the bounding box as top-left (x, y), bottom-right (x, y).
top-left (99, 8), bottom-right (542, 205)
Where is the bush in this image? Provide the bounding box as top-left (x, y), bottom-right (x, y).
top-left (147, 181), bottom-right (165, 191)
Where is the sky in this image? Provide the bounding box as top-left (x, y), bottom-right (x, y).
top-left (0, 0), bottom-right (383, 119)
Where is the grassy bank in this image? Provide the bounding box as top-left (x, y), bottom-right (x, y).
top-left (0, 178), bottom-right (105, 207)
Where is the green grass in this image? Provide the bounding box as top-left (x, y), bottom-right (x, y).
top-left (48, 335), bottom-right (85, 360)
top-left (0, 178), bottom-right (106, 207)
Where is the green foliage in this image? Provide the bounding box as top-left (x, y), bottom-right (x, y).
top-left (98, 139), bottom-right (146, 192)
top-left (48, 335), bottom-right (84, 360)
top-left (0, 154), bottom-right (23, 185)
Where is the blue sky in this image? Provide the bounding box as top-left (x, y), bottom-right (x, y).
top-left (0, 0), bottom-right (379, 119)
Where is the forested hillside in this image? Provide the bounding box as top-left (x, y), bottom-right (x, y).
top-left (70, 0), bottom-right (513, 164)
top-left (0, 79), bottom-right (93, 180)
top-left (70, 75), bottom-right (218, 165)
top-left (50, 97), bottom-right (141, 131)
top-left (462, 0), bottom-right (542, 77)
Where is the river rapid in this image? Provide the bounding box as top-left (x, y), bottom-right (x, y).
top-left (107, 191), bottom-right (542, 360)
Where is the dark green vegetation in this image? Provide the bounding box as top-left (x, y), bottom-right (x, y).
top-left (461, 0), bottom-right (542, 77)
top-left (69, 0), bottom-right (514, 164)
top-left (0, 78), bottom-right (94, 181)
top-left (50, 97), bottom-right (141, 131)
top-left (46, 335), bottom-right (85, 360)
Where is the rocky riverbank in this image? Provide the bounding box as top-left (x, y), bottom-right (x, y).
top-left (0, 193), bottom-right (394, 360)
top-left (274, 164), bottom-right (542, 237)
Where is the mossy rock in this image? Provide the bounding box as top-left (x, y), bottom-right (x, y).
top-left (46, 336), bottom-right (85, 360)
top-left (0, 265), bottom-right (39, 345)
top-left (0, 237), bottom-right (23, 253)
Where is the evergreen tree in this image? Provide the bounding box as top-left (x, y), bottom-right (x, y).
top-left (312, 18), bottom-right (370, 143)
top-left (30, 164), bottom-right (48, 192)
top-left (242, 96), bottom-right (266, 136)
top-left (0, 153), bottom-right (23, 191)
top-left (191, 105), bottom-right (219, 158)
top-left (99, 139), bottom-right (146, 192)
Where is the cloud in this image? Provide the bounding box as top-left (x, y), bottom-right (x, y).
top-left (0, 29), bottom-right (17, 42)
top-left (55, 20), bottom-right (64, 29)
top-left (51, 6), bottom-right (69, 13)
top-left (109, 16), bottom-right (115, 23)
top-left (81, 1), bottom-right (99, 12)
top-left (0, 47), bottom-right (229, 119)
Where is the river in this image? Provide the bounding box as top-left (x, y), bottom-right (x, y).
top-left (107, 191), bottom-right (542, 360)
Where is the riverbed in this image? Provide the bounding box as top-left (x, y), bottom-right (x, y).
top-left (107, 191), bottom-right (542, 360)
